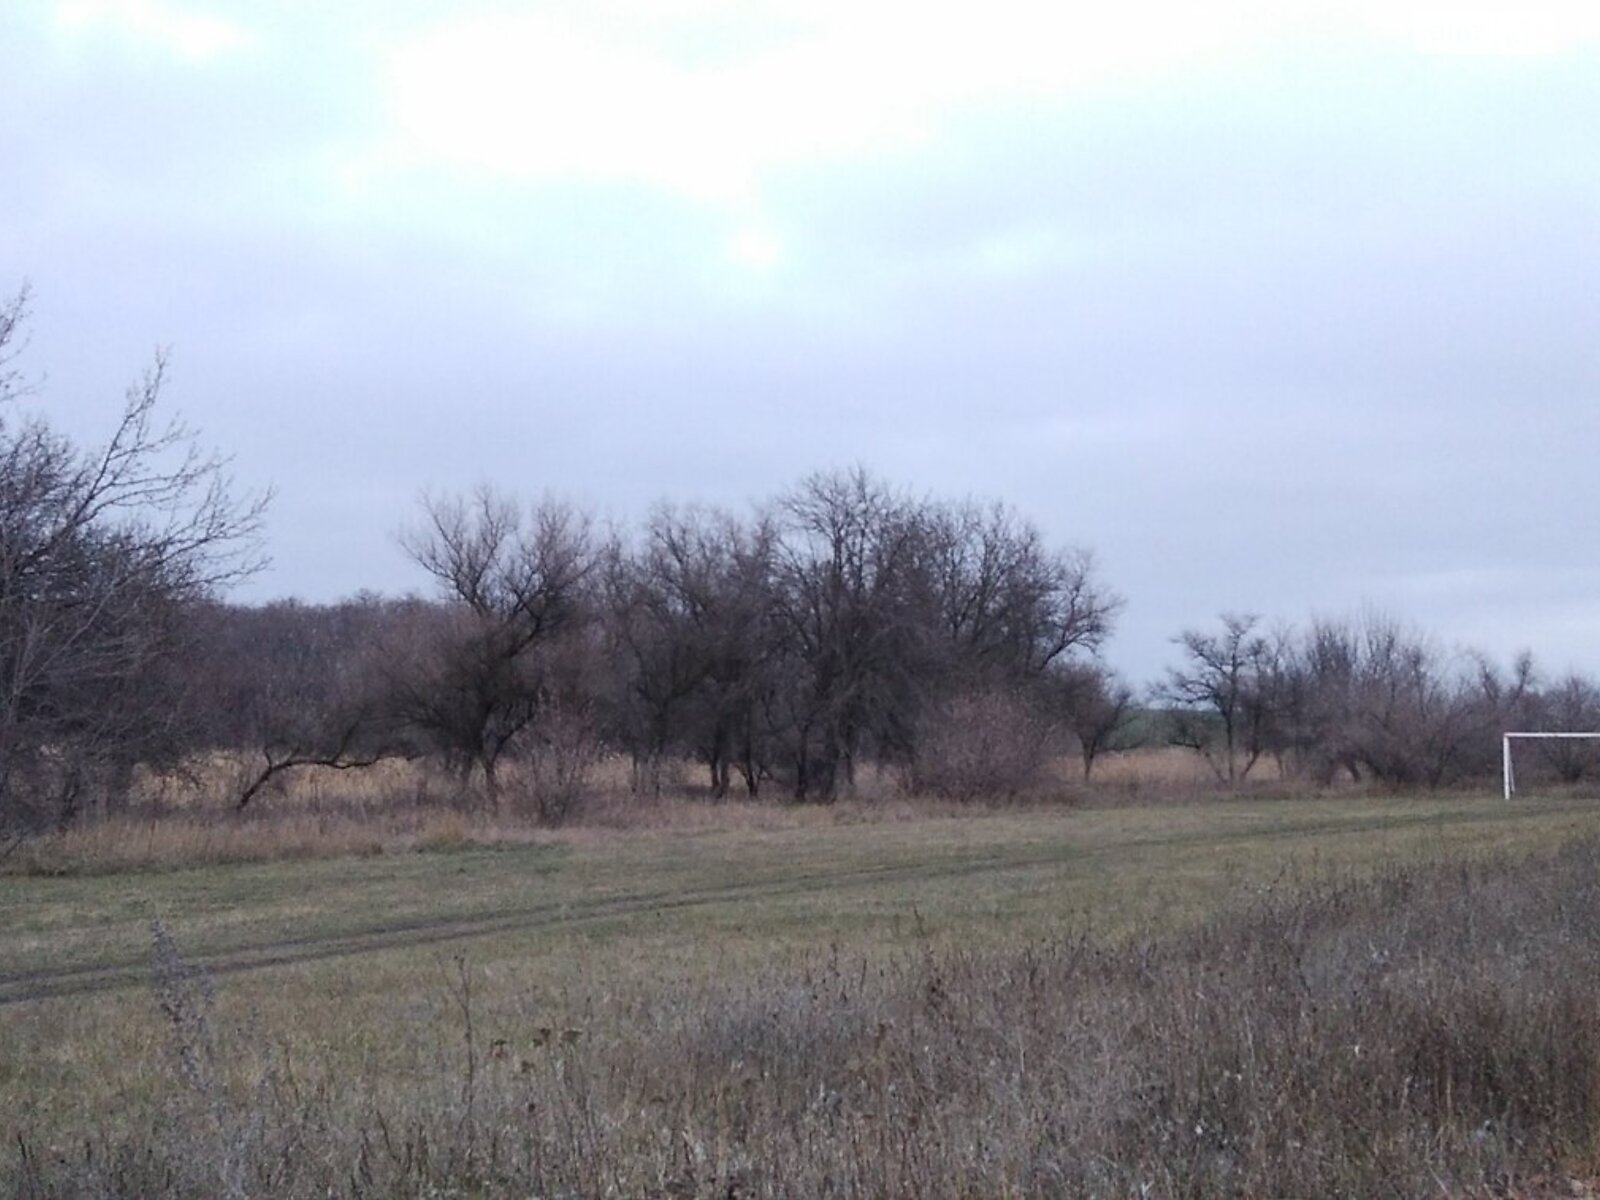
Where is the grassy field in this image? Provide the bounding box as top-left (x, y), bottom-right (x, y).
top-left (7, 791), bottom-right (1600, 1195)
top-left (7, 792), bottom-right (1598, 1002)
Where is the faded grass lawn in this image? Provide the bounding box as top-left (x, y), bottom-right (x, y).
top-left (7, 791), bottom-right (1600, 1171)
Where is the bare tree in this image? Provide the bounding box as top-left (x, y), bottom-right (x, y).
top-left (685, 515), bottom-right (781, 798)
top-left (1531, 672), bottom-right (1600, 783)
top-left (767, 474), bottom-right (1123, 801)
top-left (770, 468), bottom-right (928, 801)
top-left (1159, 613), bottom-right (1283, 782)
top-left (0, 288), bottom-right (267, 828)
top-left (1050, 662), bottom-right (1137, 780)
top-left (395, 488), bottom-right (597, 809)
top-left (601, 506), bottom-right (724, 796)
top-left (1249, 612), bottom-right (1537, 789)
top-left (1275, 616), bottom-right (1365, 784)
top-left (925, 500), bottom-right (1120, 683)
top-left (184, 597), bottom-right (418, 808)
top-left (1338, 615), bottom-right (1488, 788)
top-left (603, 505), bottom-right (779, 798)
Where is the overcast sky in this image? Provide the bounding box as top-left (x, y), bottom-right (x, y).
top-left (2, 0), bottom-right (1596, 683)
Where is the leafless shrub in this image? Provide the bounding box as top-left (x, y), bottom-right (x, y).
top-left (1157, 612), bottom-right (1285, 782)
top-left (0, 290), bottom-right (267, 831)
top-left (145, 920), bottom-right (292, 1200)
top-left (909, 688), bottom-right (1062, 801)
top-left (1526, 673), bottom-right (1600, 784)
top-left (1048, 661), bottom-right (1139, 780)
top-left (1157, 609), bottom-right (1578, 791)
top-left (514, 701), bottom-right (605, 825)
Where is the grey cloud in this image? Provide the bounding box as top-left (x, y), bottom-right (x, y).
top-left (1, 16), bottom-right (1595, 684)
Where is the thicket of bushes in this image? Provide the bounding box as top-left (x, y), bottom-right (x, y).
top-left (1155, 609), bottom-right (1600, 789)
top-left (188, 474), bottom-right (1125, 819)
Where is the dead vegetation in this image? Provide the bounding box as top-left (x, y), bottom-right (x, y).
top-left (0, 746), bottom-right (1313, 876)
top-left (10, 836), bottom-right (1600, 1197)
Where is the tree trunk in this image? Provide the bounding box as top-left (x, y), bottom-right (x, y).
top-left (482, 754), bottom-right (502, 812)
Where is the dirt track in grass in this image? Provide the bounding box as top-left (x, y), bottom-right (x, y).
top-left (4, 794), bottom-right (1596, 1009)
top-left (0, 846), bottom-right (1065, 1006)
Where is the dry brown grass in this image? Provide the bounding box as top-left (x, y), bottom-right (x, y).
top-left (127, 753), bottom-right (467, 814)
top-left (3, 804), bottom-right (531, 874)
top-left (140, 747), bottom-right (1271, 815)
top-left (1087, 746), bottom-right (1288, 789)
top-left (9, 741), bottom-right (1136, 876)
top-left (12, 835), bottom-right (1600, 1197)
top-left (9, 756), bottom-right (1004, 875)
top-left (0, 742), bottom-right (1507, 877)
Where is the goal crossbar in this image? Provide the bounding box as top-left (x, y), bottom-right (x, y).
top-left (1502, 732), bottom-right (1600, 800)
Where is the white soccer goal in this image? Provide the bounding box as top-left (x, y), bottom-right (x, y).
top-left (1502, 732), bottom-right (1600, 799)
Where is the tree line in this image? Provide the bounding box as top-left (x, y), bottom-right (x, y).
top-left (2, 292), bottom-right (1596, 830)
top-left (188, 474), bottom-right (1127, 820)
top-left (1157, 611), bottom-right (1598, 788)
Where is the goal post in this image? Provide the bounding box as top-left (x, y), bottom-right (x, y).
top-left (1502, 732), bottom-right (1600, 800)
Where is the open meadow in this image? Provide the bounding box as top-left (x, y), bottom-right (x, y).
top-left (7, 790), bottom-right (1600, 1196)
